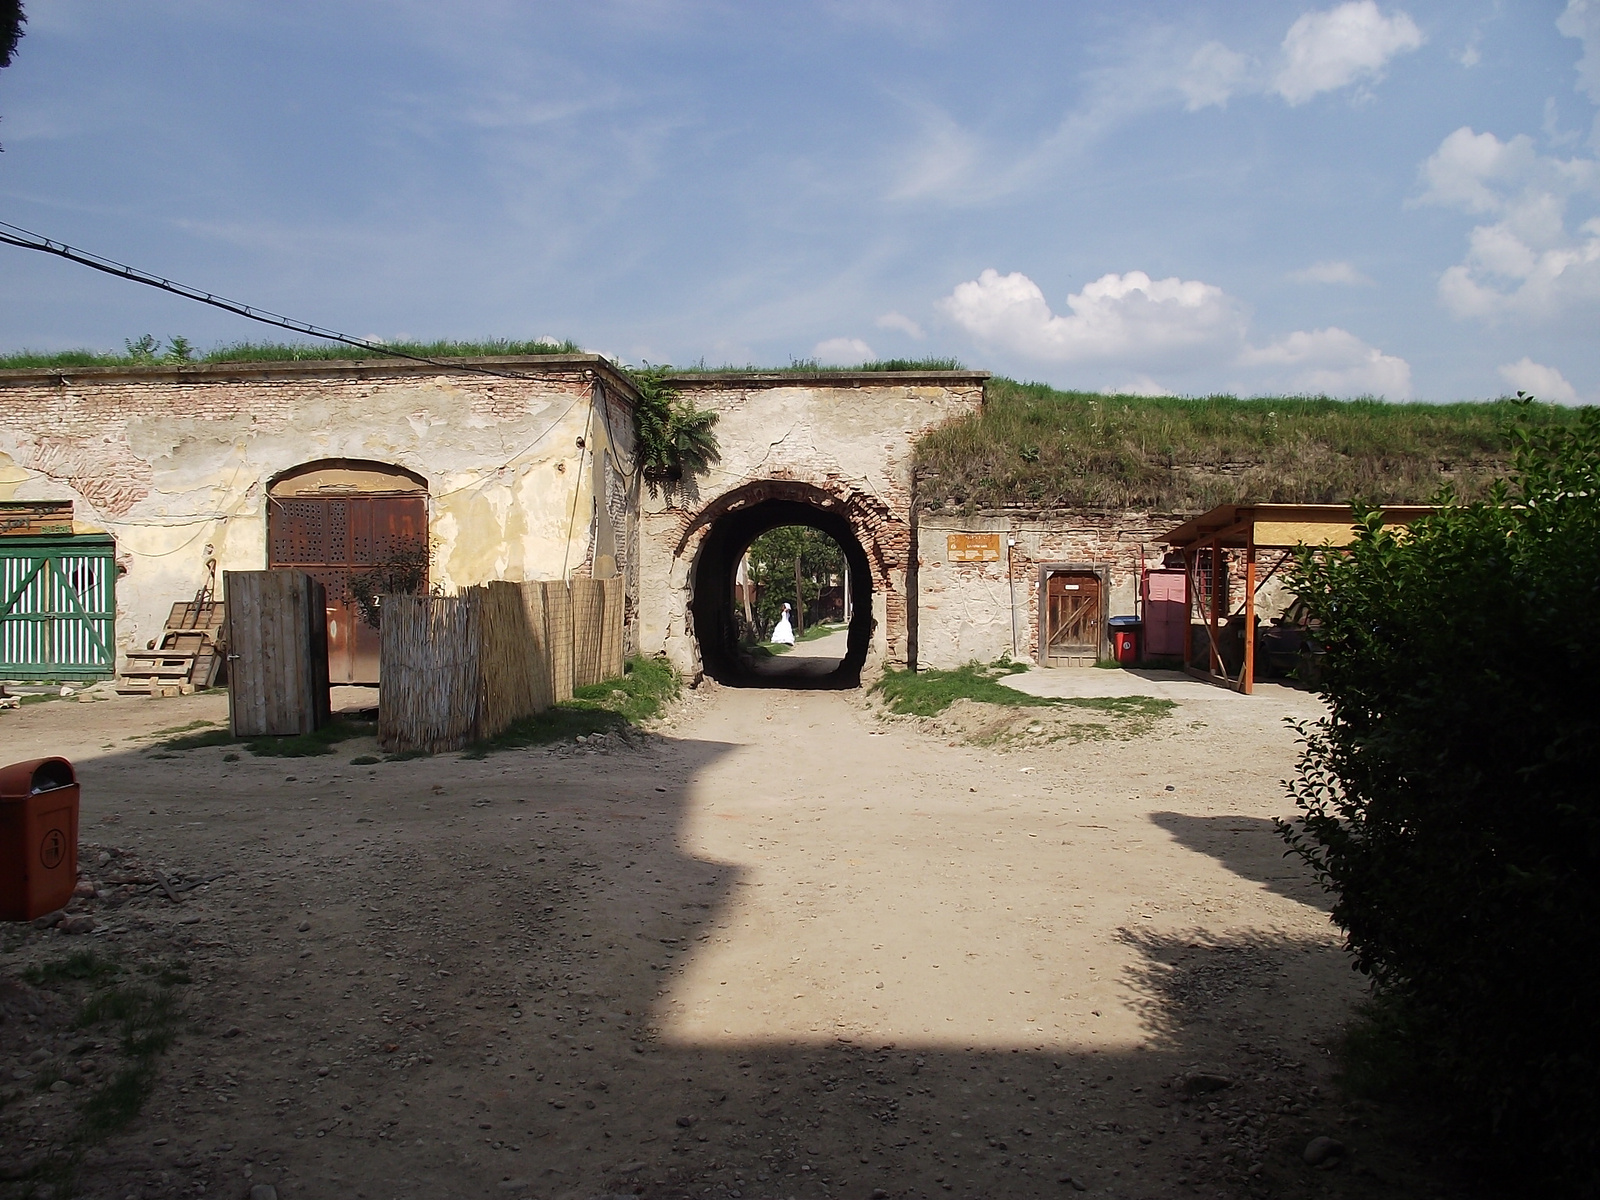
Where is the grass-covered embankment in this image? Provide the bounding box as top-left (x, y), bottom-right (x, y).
top-left (915, 379), bottom-right (1587, 512)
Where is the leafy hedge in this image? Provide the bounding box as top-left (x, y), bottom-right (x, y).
top-left (1279, 405), bottom-right (1600, 1189)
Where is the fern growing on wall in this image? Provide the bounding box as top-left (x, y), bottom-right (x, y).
top-left (628, 366), bottom-right (721, 486)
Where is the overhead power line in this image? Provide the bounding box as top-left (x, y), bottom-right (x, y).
top-left (0, 217), bottom-right (644, 492)
top-left (0, 218), bottom-right (580, 383)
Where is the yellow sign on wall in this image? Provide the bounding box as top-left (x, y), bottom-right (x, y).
top-left (947, 533), bottom-right (1002, 563)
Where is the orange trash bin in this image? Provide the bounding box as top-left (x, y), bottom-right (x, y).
top-left (0, 758), bottom-right (80, 921)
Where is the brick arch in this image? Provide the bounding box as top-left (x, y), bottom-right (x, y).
top-left (675, 478), bottom-right (897, 577)
top-left (677, 478), bottom-right (904, 687)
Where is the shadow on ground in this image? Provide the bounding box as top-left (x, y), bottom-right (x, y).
top-left (0, 705), bottom-right (1454, 1200)
top-left (1148, 812), bottom-right (1332, 912)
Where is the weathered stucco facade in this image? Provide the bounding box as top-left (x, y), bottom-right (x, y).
top-left (0, 355), bottom-right (639, 671)
top-left (636, 371), bottom-right (988, 681)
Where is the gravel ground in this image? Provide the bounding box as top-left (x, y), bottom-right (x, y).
top-left (0, 641), bottom-right (1458, 1200)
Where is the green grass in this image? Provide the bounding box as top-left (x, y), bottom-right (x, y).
top-left (2, 950), bottom-right (188, 1192)
top-left (463, 655), bottom-right (679, 756)
top-left (0, 337), bottom-right (586, 371)
top-left (156, 717), bottom-right (376, 756)
top-left (21, 949), bottom-right (122, 987)
top-left (873, 660), bottom-right (1174, 723)
top-left (666, 356), bottom-right (969, 375)
top-left (914, 378), bottom-right (1589, 512)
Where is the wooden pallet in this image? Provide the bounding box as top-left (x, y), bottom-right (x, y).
top-left (117, 601), bottom-right (227, 694)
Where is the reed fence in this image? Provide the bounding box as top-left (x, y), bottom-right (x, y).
top-left (377, 576), bottom-right (626, 753)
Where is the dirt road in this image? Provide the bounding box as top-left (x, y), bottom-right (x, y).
top-left (1, 653), bottom-right (1422, 1200)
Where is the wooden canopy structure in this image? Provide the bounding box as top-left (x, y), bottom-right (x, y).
top-left (1161, 503), bottom-right (1433, 694)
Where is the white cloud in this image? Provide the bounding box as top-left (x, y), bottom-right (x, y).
top-left (1498, 357), bottom-right (1581, 404)
top-left (1288, 259), bottom-right (1375, 285)
top-left (938, 268), bottom-right (1246, 363)
top-left (813, 337), bottom-right (875, 364)
top-left (875, 311), bottom-right (926, 339)
top-left (1240, 327), bottom-right (1412, 396)
top-left (1180, 41), bottom-right (1251, 111)
top-left (940, 268), bottom-right (1410, 397)
top-left (1110, 376), bottom-right (1176, 397)
top-left (1416, 126), bottom-right (1543, 214)
top-left (1417, 127), bottom-right (1600, 320)
top-left (1274, 2), bottom-right (1424, 105)
top-left (1558, 0), bottom-right (1600, 105)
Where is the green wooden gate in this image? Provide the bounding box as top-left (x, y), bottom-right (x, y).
top-left (0, 534), bottom-right (117, 682)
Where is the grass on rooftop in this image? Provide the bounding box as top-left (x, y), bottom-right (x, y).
top-left (0, 338), bottom-right (586, 371)
top-left (668, 356), bottom-right (968, 375)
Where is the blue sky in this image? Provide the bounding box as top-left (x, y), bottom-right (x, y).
top-left (1, 0), bottom-right (1598, 402)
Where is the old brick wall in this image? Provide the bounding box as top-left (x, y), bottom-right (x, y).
top-left (916, 508), bottom-right (1302, 668)
top-left (915, 509), bottom-right (1189, 668)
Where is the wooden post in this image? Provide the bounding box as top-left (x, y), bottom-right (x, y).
top-left (1182, 548), bottom-right (1193, 669)
top-left (1242, 533), bottom-right (1257, 695)
top-left (1208, 537), bottom-right (1223, 679)
top-left (793, 554), bottom-right (805, 637)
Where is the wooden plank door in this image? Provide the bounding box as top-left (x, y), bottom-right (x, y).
top-left (224, 570), bottom-right (330, 736)
top-left (1043, 571), bottom-right (1102, 664)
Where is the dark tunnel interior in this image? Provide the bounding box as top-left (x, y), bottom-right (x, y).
top-left (690, 498), bottom-right (874, 688)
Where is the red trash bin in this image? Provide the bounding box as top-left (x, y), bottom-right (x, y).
top-left (0, 758), bottom-right (80, 921)
top-left (1109, 616), bottom-right (1142, 665)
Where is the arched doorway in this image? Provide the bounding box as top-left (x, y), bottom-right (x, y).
top-left (686, 484), bottom-right (874, 687)
top-left (266, 460), bottom-right (428, 684)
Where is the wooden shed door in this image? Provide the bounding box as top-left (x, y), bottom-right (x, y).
top-left (1044, 571), bottom-right (1102, 665)
top-left (266, 495), bottom-right (426, 684)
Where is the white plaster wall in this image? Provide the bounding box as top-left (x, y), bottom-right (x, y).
top-left (0, 360), bottom-right (624, 670)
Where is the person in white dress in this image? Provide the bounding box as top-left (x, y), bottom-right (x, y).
top-left (771, 602), bottom-right (795, 645)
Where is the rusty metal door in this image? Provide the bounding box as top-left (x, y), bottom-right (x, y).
top-left (266, 495), bottom-right (427, 684)
top-left (1044, 571), bottom-right (1102, 664)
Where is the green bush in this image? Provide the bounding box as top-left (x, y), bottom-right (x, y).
top-left (1279, 406), bottom-right (1600, 1190)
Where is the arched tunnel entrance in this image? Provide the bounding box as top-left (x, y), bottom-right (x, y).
top-left (691, 495), bottom-right (874, 687)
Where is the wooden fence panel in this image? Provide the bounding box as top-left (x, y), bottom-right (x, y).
top-left (376, 576), bottom-right (626, 753)
top-left (225, 570), bottom-right (330, 736)
top-left (601, 576), bottom-right (625, 681)
top-left (545, 581), bottom-right (574, 702)
top-left (378, 594), bottom-right (479, 754)
top-left (518, 581), bottom-right (553, 713)
top-left (477, 581), bottom-right (540, 740)
top-left (571, 578), bottom-right (606, 689)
